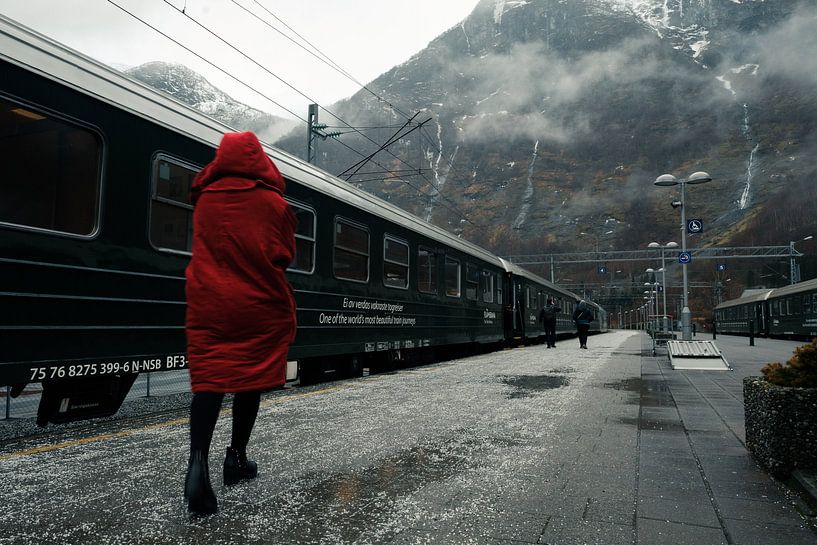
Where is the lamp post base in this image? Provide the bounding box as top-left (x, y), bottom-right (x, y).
top-left (681, 307), bottom-right (692, 341)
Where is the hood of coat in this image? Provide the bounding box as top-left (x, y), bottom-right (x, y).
top-left (577, 300), bottom-right (587, 310)
top-left (191, 131), bottom-right (285, 203)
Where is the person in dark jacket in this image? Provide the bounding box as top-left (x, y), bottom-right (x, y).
top-left (572, 300), bottom-right (594, 349)
top-left (539, 297), bottom-right (561, 348)
top-left (184, 131), bottom-right (297, 515)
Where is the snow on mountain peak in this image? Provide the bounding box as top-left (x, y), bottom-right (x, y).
top-left (605, 0), bottom-right (712, 63)
top-left (493, 0), bottom-right (532, 25)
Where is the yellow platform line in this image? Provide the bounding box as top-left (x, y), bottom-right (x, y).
top-left (0, 384), bottom-right (349, 461)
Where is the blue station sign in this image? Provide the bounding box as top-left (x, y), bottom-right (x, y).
top-left (678, 251), bottom-right (692, 264)
top-left (687, 219), bottom-right (703, 234)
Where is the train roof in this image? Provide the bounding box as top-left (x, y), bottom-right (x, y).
top-left (715, 278), bottom-right (817, 310)
top-left (714, 289), bottom-right (772, 310)
top-left (766, 277), bottom-right (817, 299)
top-left (498, 259), bottom-right (602, 308)
top-left (0, 14), bottom-right (506, 268)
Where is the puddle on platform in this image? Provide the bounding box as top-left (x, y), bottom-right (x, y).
top-left (601, 378), bottom-right (643, 392)
top-left (598, 378), bottom-right (676, 408)
top-left (616, 416), bottom-right (685, 432)
top-left (500, 374), bottom-right (570, 398)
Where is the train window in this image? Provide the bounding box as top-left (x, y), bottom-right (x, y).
top-left (465, 264), bottom-right (479, 301)
top-left (481, 271), bottom-right (495, 303)
top-left (288, 201), bottom-right (316, 274)
top-left (0, 98), bottom-right (100, 236)
top-left (384, 236), bottom-right (409, 289)
top-left (417, 247), bottom-right (438, 294)
top-left (526, 287), bottom-right (537, 310)
top-left (150, 156), bottom-right (197, 252)
top-left (444, 257), bottom-right (461, 297)
top-left (334, 218), bottom-right (369, 282)
top-left (497, 283), bottom-right (503, 305)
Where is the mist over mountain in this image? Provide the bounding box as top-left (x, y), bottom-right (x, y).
top-left (273, 0), bottom-right (817, 264)
top-left (125, 62), bottom-right (297, 143)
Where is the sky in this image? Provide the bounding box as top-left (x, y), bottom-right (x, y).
top-left (0, 0), bottom-right (480, 121)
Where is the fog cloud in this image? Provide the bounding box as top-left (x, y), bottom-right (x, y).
top-left (450, 36), bottom-right (673, 143)
top-left (753, 4), bottom-right (817, 85)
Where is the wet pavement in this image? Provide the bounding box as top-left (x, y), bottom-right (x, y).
top-left (1, 331), bottom-right (816, 544)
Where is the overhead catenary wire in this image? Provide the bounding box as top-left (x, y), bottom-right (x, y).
top-left (238, 0), bottom-right (476, 213)
top-left (245, 0), bottom-right (479, 223)
top-left (249, 0), bottom-right (415, 121)
top-left (161, 3), bottom-right (443, 179)
top-left (106, 0), bottom-right (304, 121)
top-left (339, 112), bottom-right (423, 178)
top-left (210, 0), bottom-right (470, 208)
top-left (188, 0), bottom-right (476, 224)
top-left (110, 0), bottom-right (476, 225)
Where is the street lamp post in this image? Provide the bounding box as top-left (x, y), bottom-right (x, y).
top-left (648, 241), bottom-right (678, 332)
top-left (644, 283), bottom-right (659, 332)
top-left (654, 171), bottom-right (712, 340)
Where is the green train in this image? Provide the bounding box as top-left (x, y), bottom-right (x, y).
top-left (0, 15), bottom-right (605, 426)
top-left (714, 278), bottom-right (817, 340)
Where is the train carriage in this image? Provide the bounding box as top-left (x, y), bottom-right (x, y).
top-left (714, 278), bottom-right (817, 340)
top-left (0, 15), bottom-right (603, 426)
top-left (499, 259), bottom-right (588, 343)
top-left (713, 289), bottom-right (772, 336)
top-left (765, 279), bottom-right (817, 339)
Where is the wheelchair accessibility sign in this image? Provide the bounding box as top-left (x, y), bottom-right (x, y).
top-left (687, 219), bottom-right (703, 234)
top-left (678, 251), bottom-right (692, 264)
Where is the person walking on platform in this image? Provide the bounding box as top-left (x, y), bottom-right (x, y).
top-left (184, 131), bottom-right (298, 515)
top-left (539, 297), bottom-right (561, 348)
top-left (572, 300), bottom-right (594, 349)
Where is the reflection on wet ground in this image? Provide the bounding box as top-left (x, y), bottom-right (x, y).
top-left (616, 416), bottom-right (685, 432)
top-left (601, 376), bottom-right (681, 429)
top-left (601, 378), bottom-right (642, 392)
top-left (598, 376), bottom-right (676, 407)
top-left (500, 374), bottom-right (571, 398)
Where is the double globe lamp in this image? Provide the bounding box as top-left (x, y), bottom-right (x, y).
top-left (654, 171), bottom-right (712, 340)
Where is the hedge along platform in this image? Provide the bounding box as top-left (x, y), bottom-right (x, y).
top-left (667, 340), bottom-right (731, 370)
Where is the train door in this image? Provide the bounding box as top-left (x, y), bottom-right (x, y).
top-left (515, 282), bottom-right (526, 339)
top-left (502, 273), bottom-right (514, 340)
top-left (755, 302), bottom-right (767, 336)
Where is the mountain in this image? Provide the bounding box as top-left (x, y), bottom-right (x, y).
top-left (273, 0), bottom-right (817, 264)
top-left (125, 62), bottom-right (297, 143)
top-left (123, 1), bottom-right (817, 302)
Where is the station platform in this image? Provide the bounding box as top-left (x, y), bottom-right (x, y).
top-left (1, 331), bottom-right (816, 544)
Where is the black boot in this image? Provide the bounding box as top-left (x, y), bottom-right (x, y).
top-left (184, 450), bottom-right (218, 515)
top-left (223, 446), bottom-right (258, 486)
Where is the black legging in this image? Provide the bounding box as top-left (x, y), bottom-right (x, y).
top-left (577, 324), bottom-right (590, 347)
top-left (543, 320), bottom-right (556, 346)
top-left (190, 390), bottom-right (262, 456)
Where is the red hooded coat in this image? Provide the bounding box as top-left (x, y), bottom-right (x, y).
top-left (185, 132), bottom-right (297, 393)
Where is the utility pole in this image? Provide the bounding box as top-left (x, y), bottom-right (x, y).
top-left (307, 104), bottom-right (318, 164)
top-left (307, 103), bottom-right (342, 165)
top-left (790, 240), bottom-right (799, 285)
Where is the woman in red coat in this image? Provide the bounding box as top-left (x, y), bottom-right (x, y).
top-left (183, 131), bottom-right (297, 515)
